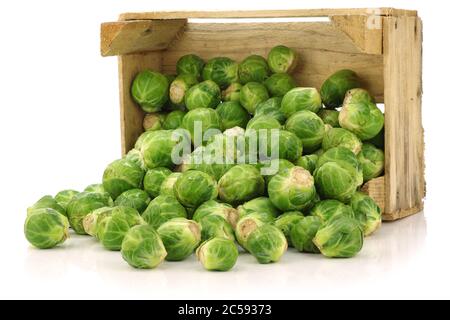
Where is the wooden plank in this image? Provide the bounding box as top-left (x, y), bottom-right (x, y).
top-left (101, 19), bottom-right (186, 57)
top-left (119, 8), bottom-right (417, 20)
top-left (118, 52), bottom-right (162, 155)
top-left (162, 22), bottom-right (384, 102)
top-left (383, 16), bottom-right (424, 219)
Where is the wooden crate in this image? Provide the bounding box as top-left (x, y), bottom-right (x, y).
top-left (100, 8), bottom-right (424, 221)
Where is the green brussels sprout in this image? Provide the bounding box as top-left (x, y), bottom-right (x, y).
top-left (196, 238), bottom-right (239, 271)
top-left (235, 212), bottom-right (267, 250)
top-left (82, 206), bottom-right (113, 238)
top-left (216, 101), bottom-right (250, 130)
top-left (254, 97), bottom-right (285, 124)
top-left (322, 127), bottom-right (362, 155)
top-left (296, 154), bottom-right (319, 175)
top-left (267, 45), bottom-right (298, 74)
top-left (247, 224), bottom-right (288, 264)
top-left (174, 170), bottom-right (218, 208)
top-left (285, 110), bottom-right (325, 153)
top-left (273, 211), bottom-right (304, 246)
top-left (102, 159), bottom-right (145, 199)
top-left (159, 172), bottom-right (182, 197)
top-left (365, 127), bottom-right (384, 149)
top-left (261, 159), bottom-right (295, 186)
top-left (114, 189), bottom-right (151, 214)
top-left (357, 143), bottom-right (385, 182)
top-left (310, 199), bottom-right (354, 223)
top-left (142, 194), bottom-right (187, 229)
top-left (121, 225), bottom-right (167, 269)
top-left (185, 80), bottom-right (221, 110)
top-left (318, 109), bottom-right (340, 128)
top-left (162, 110), bottom-right (186, 130)
top-left (218, 164), bottom-right (265, 205)
top-left (131, 70), bottom-right (169, 112)
top-left (193, 200), bottom-right (239, 229)
top-left (143, 112), bottom-right (166, 131)
top-left (66, 192), bottom-right (113, 234)
top-left (24, 208), bottom-right (69, 249)
top-left (281, 88), bottom-right (322, 118)
top-left (274, 130), bottom-right (303, 162)
top-left (54, 190), bottom-right (79, 212)
top-left (320, 69), bottom-right (361, 109)
top-left (143, 167), bottom-right (172, 198)
top-left (264, 73), bottom-right (296, 97)
top-left (176, 54), bottom-right (205, 80)
top-left (202, 57), bottom-right (239, 88)
top-left (124, 149), bottom-right (146, 171)
top-left (27, 195), bottom-right (66, 217)
top-left (290, 216), bottom-right (322, 253)
top-left (169, 74), bottom-right (199, 107)
top-left (222, 83), bottom-right (242, 102)
top-left (157, 218), bottom-right (201, 261)
top-left (238, 55), bottom-right (271, 84)
top-left (317, 147), bottom-right (363, 187)
top-left (182, 108), bottom-right (222, 145)
top-left (246, 115), bottom-right (281, 131)
top-left (268, 166), bottom-right (316, 211)
top-left (240, 82), bottom-right (270, 114)
top-left (339, 89), bottom-right (384, 140)
top-left (97, 206), bottom-right (144, 251)
top-left (350, 192), bottom-right (382, 236)
top-left (237, 197), bottom-right (280, 221)
top-left (313, 215), bottom-right (364, 258)
top-left (199, 215), bottom-right (235, 242)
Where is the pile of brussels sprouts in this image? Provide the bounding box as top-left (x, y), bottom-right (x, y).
top-left (25, 45), bottom-right (386, 271)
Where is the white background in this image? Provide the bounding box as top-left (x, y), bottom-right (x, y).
top-left (0, 0), bottom-right (449, 300)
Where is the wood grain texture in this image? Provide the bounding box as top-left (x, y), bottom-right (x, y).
top-left (383, 16), bottom-right (424, 219)
top-left (162, 22), bottom-right (384, 102)
top-left (118, 52), bottom-right (162, 155)
top-left (119, 8), bottom-right (417, 20)
top-left (361, 177), bottom-right (386, 217)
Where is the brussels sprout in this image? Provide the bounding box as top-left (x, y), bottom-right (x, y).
top-left (350, 192), bottom-right (382, 236)
top-left (176, 54), bottom-right (205, 80)
top-left (182, 108), bottom-right (222, 145)
top-left (254, 97), bottom-right (285, 124)
top-left (339, 89), bottom-right (384, 140)
top-left (235, 212), bottom-right (267, 250)
top-left (121, 225), bottom-right (167, 269)
top-left (268, 166), bottom-right (316, 211)
top-left (322, 127), bottom-right (362, 155)
top-left (162, 110), bottom-right (186, 130)
top-left (84, 184), bottom-right (105, 194)
top-left (261, 159), bottom-right (295, 186)
top-left (102, 159), bottom-right (145, 199)
top-left (82, 206), bottom-right (113, 238)
top-left (274, 130), bottom-right (303, 162)
top-left (143, 113), bottom-right (166, 131)
top-left (114, 189), bottom-right (151, 214)
top-left (285, 110), bottom-right (325, 153)
top-left (238, 55), bottom-right (271, 84)
top-left (320, 69), bottom-right (361, 109)
top-left (218, 164), bottom-right (265, 205)
top-left (54, 190), bottom-right (79, 212)
top-left (357, 143), bottom-right (385, 182)
top-left (267, 45), bottom-right (298, 74)
top-left (24, 208), bottom-right (69, 249)
top-left (290, 216), bottom-right (321, 253)
top-left (222, 83), bottom-right (242, 102)
top-left (143, 167), bottom-right (172, 198)
top-left (66, 192), bottom-right (113, 234)
top-left (310, 199), bottom-right (354, 223)
top-left (159, 172), bottom-right (182, 197)
top-left (97, 206), bottom-right (144, 251)
top-left (157, 218), bottom-right (201, 261)
top-left (318, 109), bottom-right (340, 128)
top-left (196, 238), bottom-right (239, 271)
top-left (169, 74), bottom-right (199, 107)
top-left (237, 197), bottom-right (280, 221)
top-left (185, 80), bottom-right (221, 110)
top-left (216, 101), bottom-right (250, 130)
top-left (174, 170), bottom-right (218, 208)
top-left (27, 195), bottom-right (66, 217)
top-left (313, 215), bottom-right (364, 258)
top-left (365, 127), bottom-right (384, 149)
top-left (240, 82), bottom-right (270, 114)
top-left (199, 215), bottom-right (235, 242)
top-left (317, 147), bottom-right (363, 187)
top-left (281, 88), bottom-right (322, 118)
top-left (142, 195), bottom-right (187, 229)
top-left (193, 200), bottom-right (239, 229)
top-left (247, 224), bottom-right (288, 264)
top-left (296, 154), bottom-right (319, 175)
top-left (125, 149), bottom-right (146, 171)
top-left (264, 73), bottom-right (296, 97)
top-left (273, 211), bottom-right (304, 246)
top-left (246, 116), bottom-right (281, 131)
top-left (131, 70), bottom-right (169, 113)
top-left (202, 57), bottom-right (239, 88)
